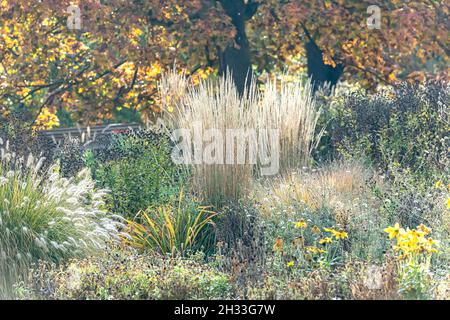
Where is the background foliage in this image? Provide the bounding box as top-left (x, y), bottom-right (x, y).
top-left (1, 0), bottom-right (448, 128)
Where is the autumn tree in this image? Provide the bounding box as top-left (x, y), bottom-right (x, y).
top-left (0, 0), bottom-right (235, 128)
top-left (1, 0), bottom-right (448, 129)
top-left (249, 0), bottom-right (449, 89)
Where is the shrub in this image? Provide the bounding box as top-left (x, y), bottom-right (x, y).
top-left (19, 249), bottom-right (232, 300)
top-left (213, 201), bottom-right (266, 288)
top-left (215, 201), bottom-right (265, 258)
top-left (125, 191), bottom-right (217, 255)
top-left (87, 129), bottom-right (185, 218)
top-left (378, 166), bottom-right (449, 231)
top-left (0, 112), bottom-right (56, 173)
top-left (319, 81), bottom-right (449, 175)
top-left (55, 127), bottom-right (113, 178)
top-left (0, 143), bottom-right (122, 298)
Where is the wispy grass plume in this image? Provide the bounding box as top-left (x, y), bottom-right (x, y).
top-left (0, 141), bottom-right (123, 298)
top-left (160, 72), bottom-right (322, 205)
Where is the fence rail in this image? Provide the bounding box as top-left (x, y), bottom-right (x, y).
top-left (37, 123), bottom-right (142, 149)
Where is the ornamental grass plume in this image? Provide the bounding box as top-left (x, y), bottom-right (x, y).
top-left (160, 72), bottom-right (322, 204)
top-left (0, 140), bottom-right (123, 298)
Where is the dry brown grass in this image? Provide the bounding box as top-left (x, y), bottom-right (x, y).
top-left (257, 77), bottom-right (322, 170)
top-left (349, 259), bottom-right (400, 300)
top-left (164, 74), bottom-right (258, 204)
top-left (159, 72), bottom-right (322, 204)
top-left (255, 160), bottom-right (379, 223)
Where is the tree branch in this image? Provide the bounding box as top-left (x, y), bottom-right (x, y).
top-left (244, 0), bottom-right (260, 20)
top-left (31, 60), bottom-right (127, 126)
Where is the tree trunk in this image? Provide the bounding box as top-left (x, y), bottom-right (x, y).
top-left (218, 0), bottom-right (258, 95)
top-left (305, 39), bottom-right (344, 92)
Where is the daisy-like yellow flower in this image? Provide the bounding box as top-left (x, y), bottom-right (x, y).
top-left (324, 227), bottom-right (337, 234)
top-left (294, 220), bottom-right (308, 229)
top-left (324, 227), bottom-right (348, 240)
top-left (434, 180), bottom-right (443, 188)
top-left (410, 229), bottom-right (424, 240)
top-left (387, 223), bottom-right (439, 258)
top-left (426, 237), bottom-right (440, 247)
top-left (287, 261), bottom-right (295, 267)
top-left (305, 246), bottom-right (325, 254)
top-left (384, 223), bottom-right (401, 239)
top-left (417, 224), bottom-right (432, 235)
top-left (397, 253), bottom-right (408, 261)
top-left (447, 197), bottom-right (450, 209)
top-left (335, 231), bottom-right (348, 240)
top-left (319, 237), bottom-right (333, 245)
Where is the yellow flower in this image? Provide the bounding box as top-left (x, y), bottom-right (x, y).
top-left (417, 224), bottom-right (432, 235)
top-left (434, 180), bottom-right (443, 188)
top-left (447, 198), bottom-right (450, 209)
top-left (387, 223), bottom-right (440, 258)
top-left (410, 229), bottom-right (424, 240)
top-left (324, 227), bottom-right (336, 233)
top-left (384, 223), bottom-right (401, 240)
top-left (397, 253), bottom-right (408, 261)
top-left (334, 231), bottom-right (348, 240)
top-left (294, 220), bottom-right (308, 229)
top-left (287, 261), bottom-right (295, 267)
top-left (324, 227), bottom-right (348, 240)
top-left (426, 237), bottom-right (440, 247)
top-left (388, 72), bottom-right (397, 82)
top-left (305, 246), bottom-right (325, 254)
top-left (131, 27), bottom-right (143, 37)
top-left (319, 237), bottom-right (333, 245)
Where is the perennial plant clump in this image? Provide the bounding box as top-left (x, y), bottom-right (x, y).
top-left (385, 223), bottom-right (440, 299)
top-left (125, 190), bottom-right (217, 255)
top-left (162, 72), bottom-right (322, 204)
top-left (0, 141), bottom-right (123, 298)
